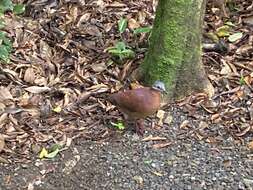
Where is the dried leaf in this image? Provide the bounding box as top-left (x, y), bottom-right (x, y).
top-left (220, 62), bottom-right (232, 75)
top-left (130, 82), bottom-right (143, 89)
top-left (40, 41), bottom-right (52, 60)
top-left (91, 63), bottom-right (107, 73)
top-left (0, 134), bottom-right (5, 152)
top-left (211, 113), bottom-right (221, 123)
top-left (0, 87), bottom-right (13, 102)
top-left (133, 175), bottom-right (143, 186)
top-left (63, 155), bottom-right (81, 175)
top-left (248, 141), bottom-right (253, 150)
top-left (24, 67), bottom-right (35, 83)
top-left (243, 15), bottom-right (253, 26)
top-left (86, 84), bottom-right (109, 93)
top-left (77, 13), bottom-right (91, 27)
top-left (142, 135), bottom-right (167, 142)
top-left (0, 113), bottom-right (8, 126)
top-left (156, 110), bottom-right (165, 126)
top-left (236, 125), bottom-right (251, 137)
top-left (52, 106), bottom-right (62, 113)
top-left (84, 24), bottom-right (102, 37)
top-left (223, 159), bottom-right (232, 167)
top-left (0, 156), bottom-right (9, 163)
top-left (198, 121), bottom-right (209, 130)
top-left (25, 86), bottom-right (51, 93)
top-left (152, 142), bottom-right (172, 149)
top-left (128, 18), bottom-right (140, 30)
top-left (180, 120), bottom-right (191, 129)
top-left (152, 171), bottom-right (164, 176)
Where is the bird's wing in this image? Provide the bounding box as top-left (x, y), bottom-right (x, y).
top-left (110, 88), bottom-right (156, 113)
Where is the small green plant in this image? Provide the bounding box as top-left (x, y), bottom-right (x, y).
top-left (39, 144), bottom-right (61, 159)
top-left (118, 18), bottom-right (127, 34)
top-left (133, 26), bottom-right (152, 35)
top-left (111, 121), bottom-right (125, 130)
top-left (227, 1), bottom-right (239, 12)
top-left (0, 0), bottom-right (25, 63)
top-left (0, 0), bottom-right (25, 15)
top-left (107, 17), bottom-right (152, 63)
top-left (107, 41), bottom-right (135, 61)
top-left (239, 76), bottom-right (246, 85)
top-left (0, 31), bottom-right (12, 63)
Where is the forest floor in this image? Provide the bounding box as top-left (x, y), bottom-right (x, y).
top-left (0, 0), bottom-right (253, 189)
top-left (0, 106), bottom-right (253, 190)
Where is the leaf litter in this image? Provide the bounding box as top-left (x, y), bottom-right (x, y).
top-left (0, 0), bottom-right (252, 163)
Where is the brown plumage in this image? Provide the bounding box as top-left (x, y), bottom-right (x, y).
top-left (108, 81), bottom-right (166, 135)
top-left (108, 87), bottom-right (161, 120)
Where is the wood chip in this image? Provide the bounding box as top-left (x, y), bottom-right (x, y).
top-left (152, 142), bottom-right (172, 149)
top-left (142, 135), bottom-right (167, 142)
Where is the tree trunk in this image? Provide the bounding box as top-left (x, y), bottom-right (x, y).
top-left (138, 0), bottom-right (214, 102)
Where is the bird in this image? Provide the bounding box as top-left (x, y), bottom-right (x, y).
top-left (108, 81), bottom-right (166, 135)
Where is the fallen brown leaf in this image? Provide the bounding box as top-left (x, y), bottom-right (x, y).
top-left (180, 120), bottom-right (191, 129)
top-left (25, 86), bottom-right (51, 94)
top-left (0, 134), bottom-right (5, 152)
top-left (0, 87), bottom-right (13, 102)
top-left (156, 110), bottom-right (165, 126)
top-left (236, 125), bottom-right (252, 137)
top-left (128, 18), bottom-right (140, 30)
top-left (24, 67), bottom-right (36, 83)
top-left (152, 142), bottom-right (172, 149)
top-left (248, 141), bottom-right (253, 150)
top-left (142, 135), bottom-right (167, 142)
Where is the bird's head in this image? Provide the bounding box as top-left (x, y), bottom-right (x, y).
top-left (151, 80), bottom-right (167, 93)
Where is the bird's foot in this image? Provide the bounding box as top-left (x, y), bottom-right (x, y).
top-left (135, 119), bottom-right (145, 136)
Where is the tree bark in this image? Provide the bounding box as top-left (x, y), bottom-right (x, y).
top-left (138, 0), bottom-right (214, 102)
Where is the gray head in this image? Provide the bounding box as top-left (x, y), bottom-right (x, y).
top-left (152, 80), bottom-right (166, 92)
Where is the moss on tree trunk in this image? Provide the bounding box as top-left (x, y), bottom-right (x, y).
top-left (139, 0), bottom-right (214, 101)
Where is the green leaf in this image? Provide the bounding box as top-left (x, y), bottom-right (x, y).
top-left (144, 160), bottom-right (152, 164)
top-left (216, 25), bottom-right (230, 37)
top-left (121, 49), bottom-right (135, 58)
top-left (107, 41), bottom-right (135, 61)
top-left (111, 122), bottom-right (125, 130)
top-left (0, 19), bottom-right (5, 29)
top-left (0, 45), bottom-right (10, 63)
top-left (108, 48), bottom-right (121, 55)
top-left (225, 21), bottom-right (235, 27)
top-left (118, 18), bottom-right (127, 33)
top-left (206, 32), bottom-right (219, 43)
top-left (45, 148), bottom-right (60, 158)
top-left (39, 144), bottom-right (61, 159)
top-left (133, 27), bottom-right (152, 34)
top-left (107, 41), bottom-right (127, 52)
top-left (13, 4), bottom-right (25, 15)
top-left (239, 76), bottom-right (246, 85)
top-left (228, 32), bottom-right (243, 42)
top-left (115, 41), bottom-right (126, 50)
top-left (48, 144), bottom-right (62, 152)
top-left (0, 31), bottom-right (12, 52)
top-left (0, 31), bottom-right (5, 39)
top-left (106, 59), bottom-right (114, 66)
top-left (39, 147), bottom-right (48, 159)
top-left (52, 105), bottom-right (62, 113)
top-left (0, 0), bottom-right (14, 13)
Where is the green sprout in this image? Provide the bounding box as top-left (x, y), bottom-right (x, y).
top-left (111, 121), bottom-right (125, 130)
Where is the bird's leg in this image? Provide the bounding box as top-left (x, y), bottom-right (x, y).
top-left (135, 119), bottom-right (145, 136)
top-left (122, 113), bottom-right (133, 128)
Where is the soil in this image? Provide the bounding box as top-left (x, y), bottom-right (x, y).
top-left (1, 107), bottom-right (252, 190)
